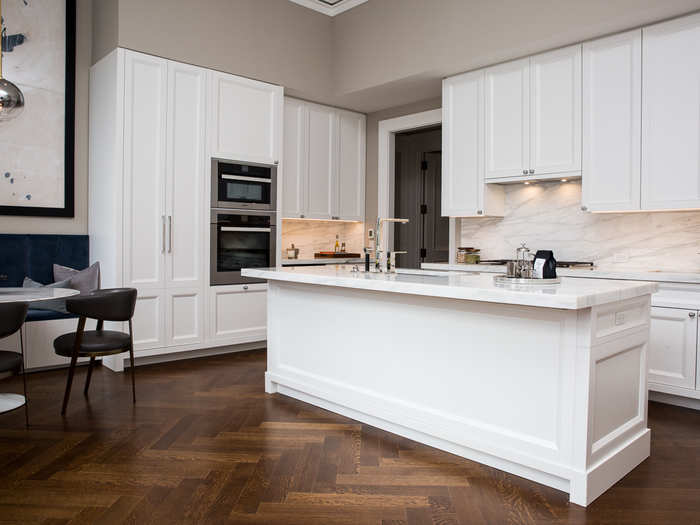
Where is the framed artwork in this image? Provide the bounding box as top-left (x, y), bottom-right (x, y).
top-left (0, 0), bottom-right (76, 217)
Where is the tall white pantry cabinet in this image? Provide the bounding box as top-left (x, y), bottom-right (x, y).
top-left (89, 48), bottom-right (283, 370)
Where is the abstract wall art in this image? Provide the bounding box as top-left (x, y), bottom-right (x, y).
top-left (0, 0), bottom-right (75, 217)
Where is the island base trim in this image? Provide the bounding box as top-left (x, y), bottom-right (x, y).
top-left (266, 373), bottom-right (651, 507)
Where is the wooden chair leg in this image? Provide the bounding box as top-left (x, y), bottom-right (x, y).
top-left (61, 351), bottom-right (79, 415)
top-left (84, 356), bottom-right (95, 396)
top-left (19, 327), bottom-right (29, 427)
top-left (129, 347), bottom-right (136, 404)
top-left (62, 317), bottom-right (86, 416)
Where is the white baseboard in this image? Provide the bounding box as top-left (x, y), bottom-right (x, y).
top-left (649, 391), bottom-right (700, 411)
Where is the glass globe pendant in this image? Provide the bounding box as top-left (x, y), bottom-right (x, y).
top-left (0, 0), bottom-right (24, 122)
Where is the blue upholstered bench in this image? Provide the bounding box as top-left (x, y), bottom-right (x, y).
top-left (0, 234), bottom-right (89, 322)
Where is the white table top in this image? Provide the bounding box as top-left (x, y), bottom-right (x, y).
top-left (241, 266), bottom-right (658, 310)
top-left (0, 287), bottom-right (80, 303)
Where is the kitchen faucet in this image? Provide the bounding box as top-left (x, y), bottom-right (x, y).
top-left (375, 217), bottom-right (409, 272)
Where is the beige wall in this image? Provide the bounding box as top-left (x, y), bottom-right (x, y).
top-left (2, 0), bottom-right (91, 235)
top-left (92, 0), bottom-right (118, 64)
top-left (116, 0), bottom-right (334, 104)
top-left (364, 97), bottom-right (441, 238)
top-left (333, 0), bottom-right (700, 111)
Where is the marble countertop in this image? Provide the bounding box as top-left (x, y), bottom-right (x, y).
top-left (242, 266), bottom-right (657, 310)
top-left (421, 263), bottom-right (700, 285)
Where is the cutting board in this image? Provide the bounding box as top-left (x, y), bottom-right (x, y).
top-left (314, 252), bottom-right (362, 259)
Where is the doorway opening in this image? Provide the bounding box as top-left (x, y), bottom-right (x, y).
top-left (393, 126), bottom-right (449, 268)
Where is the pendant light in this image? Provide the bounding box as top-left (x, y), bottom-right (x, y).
top-left (0, 0), bottom-right (24, 122)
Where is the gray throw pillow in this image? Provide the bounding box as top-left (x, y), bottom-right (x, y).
top-left (22, 277), bottom-right (75, 313)
top-left (53, 262), bottom-right (100, 294)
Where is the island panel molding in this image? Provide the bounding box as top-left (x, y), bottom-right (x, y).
top-left (244, 266), bottom-right (656, 506)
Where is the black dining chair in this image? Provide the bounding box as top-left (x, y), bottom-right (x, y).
top-left (53, 288), bottom-right (137, 415)
top-left (0, 302), bottom-right (29, 426)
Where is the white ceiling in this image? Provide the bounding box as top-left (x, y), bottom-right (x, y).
top-left (288, 0), bottom-right (368, 17)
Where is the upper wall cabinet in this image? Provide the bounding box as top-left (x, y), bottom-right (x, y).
top-left (442, 70), bottom-right (504, 217)
top-left (282, 97), bottom-right (366, 221)
top-left (210, 72), bottom-right (283, 166)
top-left (483, 46), bottom-right (581, 183)
top-left (582, 30), bottom-right (642, 212)
top-left (642, 13), bottom-right (700, 211)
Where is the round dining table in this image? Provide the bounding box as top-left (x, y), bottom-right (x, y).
top-left (0, 287), bottom-right (80, 414)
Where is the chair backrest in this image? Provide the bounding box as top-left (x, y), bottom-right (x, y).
top-left (66, 288), bottom-right (137, 322)
top-left (0, 302), bottom-right (29, 338)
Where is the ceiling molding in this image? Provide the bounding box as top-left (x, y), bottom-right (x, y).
top-left (288, 0), bottom-right (368, 17)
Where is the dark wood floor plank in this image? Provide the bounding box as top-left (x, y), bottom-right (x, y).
top-left (0, 349), bottom-right (698, 525)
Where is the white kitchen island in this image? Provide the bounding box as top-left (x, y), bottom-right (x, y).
top-left (242, 266), bottom-right (658, 506)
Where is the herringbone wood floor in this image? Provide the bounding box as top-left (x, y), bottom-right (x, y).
top-left (0, 349), bottom-right (699, 525)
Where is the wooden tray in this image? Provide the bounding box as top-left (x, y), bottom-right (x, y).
top-left (314, 252), bottom-right (362, 259)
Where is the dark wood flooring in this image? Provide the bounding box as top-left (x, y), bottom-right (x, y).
top-left (0, 349), bottom-right (699, 524)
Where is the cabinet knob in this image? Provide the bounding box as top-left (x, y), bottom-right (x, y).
top-left (690, 312), bottom-right (696, 318)
top-left (581, 205), bottom-right (588, 212)
top-left (477, 210), bottom-right (483, 215)
top-left (274, 160), bottom-right (279, 165)
top-left (522, 169), bottom-right (528, 175)
top-left (529, 169), bottom-right (535, 174)
top-left (300, 214), bottom-right (305, 218)
top-left (243, 285), bottom-right (249, 290)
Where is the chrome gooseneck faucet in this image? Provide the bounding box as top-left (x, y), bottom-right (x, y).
top-left (375, 217), bottom-right (409, 272)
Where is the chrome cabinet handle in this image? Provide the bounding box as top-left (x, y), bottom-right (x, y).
top-left (168, 215), bottom-right (173, 253)
top-left (529, 169), bottom-right (535, 174)
top-left (243, 285), bottom-right (249, 290)
top-left (522, 169), bottom-right (528, 175)
top-left (690, 312), bottom-right (696, 318)
top-left (161, 215), bottom-right (166, 253)
top-left (300, 214), bottom-right (305, 218)
top-left (220, 227), bottom-right (272, 232)
top-left (581, 205), bottom-right (588, 211)
top-left (274, 160), bottom-right (279, 165)
top-left (221, 174), bottom-right (272, 184)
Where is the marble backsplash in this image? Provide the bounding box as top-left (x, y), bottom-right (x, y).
top-left (281, 219), bottom-right (365, 260)
top-left (459, 181), bottom-right (700, 273)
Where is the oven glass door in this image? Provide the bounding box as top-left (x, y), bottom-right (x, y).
top-left (218, 175), bottom-right (271, 206)
top-left (212, 212), bottom-right (275, 284)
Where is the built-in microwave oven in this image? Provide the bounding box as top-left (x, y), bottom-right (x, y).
top-left (210, 209), bottom-right (276, 285)
top-left (211, 158), bottom-right (276, 210)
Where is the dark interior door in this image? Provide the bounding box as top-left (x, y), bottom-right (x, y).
top-left (394, 127), bottom-right (447, 268)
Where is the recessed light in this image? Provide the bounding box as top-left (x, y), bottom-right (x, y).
top-left (561, 178), bottom-right (568, 182)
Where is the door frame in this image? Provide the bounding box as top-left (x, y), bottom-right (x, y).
top-left (377, 109), bottom-right (458, 262)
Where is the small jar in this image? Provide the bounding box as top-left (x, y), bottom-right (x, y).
top-left (457, 247), bottom-right (480, 265)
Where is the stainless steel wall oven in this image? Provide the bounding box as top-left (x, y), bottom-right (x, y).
top-left (211, 158), bottom-right (276, 210)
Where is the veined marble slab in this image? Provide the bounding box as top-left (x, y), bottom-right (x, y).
top-left (242, 266), bottom-right (657, 310)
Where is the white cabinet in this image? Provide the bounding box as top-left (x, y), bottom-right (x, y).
top-left (208, 284), bottom-right (267, 344)
top-left (209, 71), bottom-right (283, 166)
top-left (582, 30), bottom-right (642, 212)
top-left (282, 97), bottom-right (366, 221)
top-left (484, 58), bottom-right (530, 180)
top-left (442, 70), bottom-right (504, 217)
top-left (282, 97), bottom-right (307, 218)
top-left (483, 47), bottom-right (581, 182)
top-left (306, 103), bottom-right (336, 219)
top-left (642, 13), bottom-right (700, 211)
top-left (648, 307), bottom-right (697, 390)
top-left (336, 110), bottom-right (366, 221)
top-left (530, 46), bottom-right (581, 177)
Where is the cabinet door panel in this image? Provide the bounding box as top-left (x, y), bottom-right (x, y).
top-left (132, 290), bottom-right (166, 350)
top-left (337, 110), bottom-right (365, 221)
top-left (211, 72), bottom-right (282, 164)
top-left (208, 284), bottom-right (267, 344)
top-left (283, 98), bottom-right (307, 218)
top-left (582, 31), bottom-right (641, 212)
top-left (530, 45), bottom-right (582, 176)
top-left (642, 13), bottom-right (700, 210)
top-left (485, 59), bottom-right (529, 179)
top-left (167, 289), bottom-right (203, 346)
top-left (442, 71), bottom-right (483, 216)
top-left (166, 61), bottom-right (206, 287)
top-left (123, 52), bottom-right (167, 289)
top-left (306, 104), bottom-right (336, 219)
top-left (648, 307), bottom-right (697, 390)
